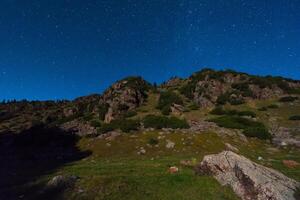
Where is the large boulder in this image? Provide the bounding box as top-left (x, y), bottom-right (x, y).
top-left (196, 151), bottom-right (299, 200)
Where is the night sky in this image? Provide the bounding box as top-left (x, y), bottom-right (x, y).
top-left (0, 0), bottom-right (300, 100)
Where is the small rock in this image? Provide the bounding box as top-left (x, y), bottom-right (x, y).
top-left (258, 156), bottom-right (263, 161)
top-left (166, 140), bottom-right (175, 149)
top-left (168, 166), bottom-right (179, 174)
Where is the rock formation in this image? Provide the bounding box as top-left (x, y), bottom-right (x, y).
top-left (196, 151), bottom-right (299, 200)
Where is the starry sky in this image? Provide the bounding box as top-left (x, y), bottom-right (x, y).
top-left (0, 0), bottom-right (300, 100)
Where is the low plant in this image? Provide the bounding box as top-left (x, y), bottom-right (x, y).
top-left (279, 96), bottom-right (298, 102)
top-left (143, 115), bottom-right (189, 129)
top-left (289, 115), bottom-right (300, 120)
top-left (243, 127), bottom-right (271, 140)
top-left (148, 138), bottom-right (159, 145)
top-left (267, 104), bottom-right (279, 109)
top-left (209, 115), bottom-right (270, 140)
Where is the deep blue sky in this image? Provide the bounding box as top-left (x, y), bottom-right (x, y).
top-left (0, 0), bottom-right (299, 100)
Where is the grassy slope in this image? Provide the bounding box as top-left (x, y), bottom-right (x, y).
top-left (12, 94), bottom-right (300, 199)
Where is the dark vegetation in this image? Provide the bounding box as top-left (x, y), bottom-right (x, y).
top-left (289, 115), bottom-right (300, 120)
top-left (98, 119), bottom-right (140, 134)
top-left (279, 96), bottom-right (298, 102)
top-left (209, 116), bottom-right (271, 140)
top-left (216, 92), bottom-right (245, 105)
top-left (210, 107), bottom-right (256, 118)
top-left (157, 91), bottom-right (183, 115)
top-left (0, 125), bottom-right (91, 199)
top-left (143, 115), bottom-right (189, 129)
top-left (148, 138), bottom-right (159, 145)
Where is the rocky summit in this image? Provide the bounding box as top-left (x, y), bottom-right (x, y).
top-left (1, 69), bottom-right (300, 200)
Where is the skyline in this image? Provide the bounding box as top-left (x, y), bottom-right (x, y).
top-left (0, 0), bottom-right (300, 100)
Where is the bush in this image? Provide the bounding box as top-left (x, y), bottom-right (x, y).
top-left (188, 103), bottom-right (199, 110)
top-left (143, 115), bottom-right (189, 129)
top-left (98, 119), bottom-right (140, 133)
top-left (123, 110), bottom-right (137, 118)
top-left (148, 138), bottom-right (159, 145)
top-left (179, 82), bottom-right (196, 99)
top-left (90, 119), bottom-right (101, 128)
top-left (118, 119), bottom-right (140, 132)
top-left (210, 107), bottom-right (256, 117)
top-left (231, 83), bottom-right (254, 97)
top-left (289, 115), bottom-right (300, 120)
top-left (210, 107), bottom-right (227, 115)
top-left (258, 107), bottom-right (268, 111)
top-left (216, 93), bottom-right (229, 105)
top-left (267, 104), bottom-right (279, 109)
top-left (98, 123), bottom-right (115, 134)
top-left (279, 96), bottom-right (298, 102)
top-left (161, 106), bottom-right (171, 115)
top-left (209, 115), bottom-right (270, 140)
top-left (98, 104), bottom-right (109, 120)
top-left (237, 111), bottom-right (256, 118)
top-left (243, 127), bottom-right (271, 140)
top-left (157, 91), bottom-right (183, 109)
top-left (209, 116), bottom-right (265, 130)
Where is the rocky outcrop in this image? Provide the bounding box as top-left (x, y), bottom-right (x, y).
top-left (60, 120), bottom-right (97, 136)
top-left (196, 151), bottom-right (299, 200)
top-left (102, 77), bottom-right (151, 122)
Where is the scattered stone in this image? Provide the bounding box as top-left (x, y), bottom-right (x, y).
top-left (282, 160), bottom-right (300, 169)
top-left (166, 140), bottom-right (175, 149)
top-left (258, 156), bottom-right (263, 161)
top-left (169, 166), bottom-right (179, 174)
top-left (46, 175), bottom-right (78, 190)
top-left (137, 147), bottom-right (146, 155)
top-left (196, 151), bottom-right (299, 200)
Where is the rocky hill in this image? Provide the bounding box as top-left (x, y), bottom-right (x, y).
top-left (1, 69), bottom-right (300, 199)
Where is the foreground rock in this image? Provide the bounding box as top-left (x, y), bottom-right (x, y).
top-left (196, 151), bottom-right (299, 200)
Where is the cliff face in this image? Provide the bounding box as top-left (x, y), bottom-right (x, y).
top-left (179, 69), bottom-right (299, 107)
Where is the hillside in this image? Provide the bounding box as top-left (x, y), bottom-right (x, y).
top-left (0, 69), bottom-right (300, 199)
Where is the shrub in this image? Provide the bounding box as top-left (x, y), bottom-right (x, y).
top-left (157, 91), bottom-right (183, 109)
top-left (267, 104), bottom-right (279, 109)
top-left (289, 115), bottom-right (300, 120)
top-left (216, 93), bottom-right (229, 105)
top-left (148, 138), bottom-right (159, 145)
top-left (98, 104), bottom-right (109, 120)
top-left (210, 107), bottom-right (256, 117)
top-left (231, 83), bottom-right (254, 97)
top-left (237, 111), bottom-right (256, 118)
top-left (98, 119), bottom-right (140, 133)
top-left (210, 107), bottom-right (227, 115)
top-left (179, 82), bottom-right (196, 98)
top-left (90, 119), bottom-right (101, 128)
top-left (209, 116), bottom-right (265, 130)
top-left (279, 96), bottom-right (298, 102)
top-left (98, 123), bottom-right (115, 134)
top-left (83, 113), bottom-right (94, 121)
top-left (188, 103), bottom-right (199, 110)
top-left (229, 98), bottom-right (245, 105)
top-left (161, 106), bottom-right (171, 115)
top-left (143, 115), bottom-right (189, 129)
top-left (123, 110), bottom-right (137, 118)
top-left (117, 119), bottom-right (140, 132)
top-left (258, 107), bottom-right (268, 111)
top-left (243, 127), bottom-right (271, 140)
